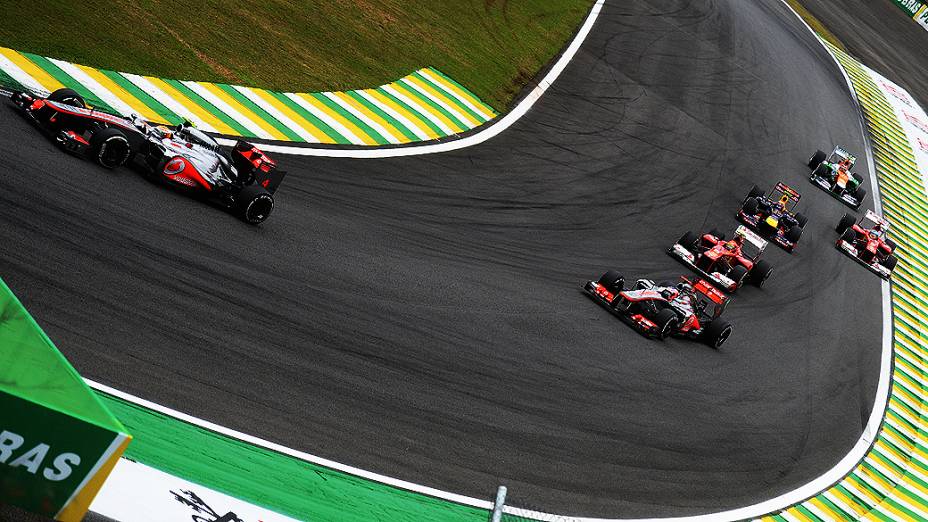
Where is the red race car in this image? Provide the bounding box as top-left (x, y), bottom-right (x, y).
top-left (669, 225), bottom-right (773, 291)
top-left (583, 273), bottom-right (733, 349)
top-left (835, 210), bottom-right (897, 279)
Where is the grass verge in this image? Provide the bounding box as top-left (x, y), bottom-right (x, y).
top-left (0, 0), bottom-right (593, 111)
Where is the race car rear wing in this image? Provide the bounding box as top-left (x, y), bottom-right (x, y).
top-left (863, 209), bottom-right (889, 229)
top-left (233, 140), bottom-right (287, 194)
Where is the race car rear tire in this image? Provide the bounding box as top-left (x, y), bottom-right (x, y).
top-left (841, 227), bottom-right (856, 244)
top-left (654, 308), bottom-right (678, 340)
top-left (794, 212), bottom-right (808, 228)
top-left (750, 260), bottom-right (773, 287)
top-left (729, 265), bottom-right (748, 287)
top-left (235, 185), bottom-right (274, 225)
top-left (703, 319), bottom-right (733, 349)
top-left (785, 225), bottom-right (802, 243)
top-left (89, 127), bottom-right (132, 169)
top-left (747, 185), bottom-right (765, 199)
top-left (882, 254), bottom-right (898, 271)
top-left (742, 197), bottom-right (759, 215)
top-left (48, 88), bottom-right (85, 108)
top-left (678, 231), bottom-right (699, 250)
top-left (598, 270), bottom-right (624, 293)
top-left (808, 150), bottom-right (827, 169)
top-left (854, 186), bottom-right (867, 204)
top-left (836, 213), bottom-right (856, 234)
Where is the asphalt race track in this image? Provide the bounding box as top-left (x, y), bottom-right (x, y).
top-left (0, 0), bottom-right (885, 517)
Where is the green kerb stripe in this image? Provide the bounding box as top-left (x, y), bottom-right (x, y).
top-left (101, 70), bottom-right (180, 124)
top-left (346, 90), bottom-right (419, 141)
top-left (0, 67), bottom-right (25, 92)
top-left (162, 79), bottom-right (252, 137)
top-left (308, 92), bottom-right (389, 145)
top-left (427, 67), bottom-right (497, 115)
top-left (265, 90), bottom-right (350, 144)
top-left (411, 71), bottom-right (486, 124)
top-left (376, 87), bottom-right (444, 136)
top-left (394, 79), bottom-right (468, 131)
top-left (22, 52), bottom-right (115, 113)
top-left (215, 84), bottom-right (301, 141)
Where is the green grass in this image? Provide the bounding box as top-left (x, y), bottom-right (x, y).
top-left (0, 0), bottom-right (594, 111)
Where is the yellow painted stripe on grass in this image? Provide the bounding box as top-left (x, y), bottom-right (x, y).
top-left (294, 92), bottom-right (378, 146)
top-left (329, 91), bottom-right (407, 143)
top-left (74, 65), bottom-right (161, 121)
top-left (197, 82), bottom-right (287, 141)
top-left (0, 48), bottom-right (63, 92)
top-left (250, 87), bottom-right (331, 143)
top-left (146, 77), bottom-right (235, 135)
top-left (365, 88), bottom-right (439, 139)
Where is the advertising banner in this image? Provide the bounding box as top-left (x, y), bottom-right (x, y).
top-left (891, 0), bottom-right (924, 17)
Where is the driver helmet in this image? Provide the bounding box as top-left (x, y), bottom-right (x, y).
top-left (676, 281), bottom-right (693, 294)
top-left (777, 193), bottom-right (790, 210)
top-left (870, 222), bottom-right (884, 239)
top-left (129, 113), bottom-right (147, 132)
top-left (660, 288), bottom-right (677, 300)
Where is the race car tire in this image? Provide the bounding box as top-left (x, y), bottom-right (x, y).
top-left (703, 319), bottom-right (733, 349)
top-left (882, 255), bottom-right (898, 271)
top-left (854, 186), bottom-right (867, 204)
top-left (708, 228), bottom-right (724, 241)
top-left (747, 185), bottom-right (765, 199)
top-left (742, 197), bottom-right (759, 215)
top-left (836, 213), bottom-right (856, 234)
top-left (729, 264), bottom-right (749, 287)
top-left (654, 308), bottom-right (678, 340)
top-left (235, 185), bottom-right (275, 225)
top-left (48, 88), bottom-right (86, 108)
top-left (841, 227), bottom-right (856, 244)
top-left (794, 212), bottom-right (808, 228)
top-left (785, 225), bottom-right (802, 243)
top-left (750, 260), bottom-right (773, 287)
top-left (678, 231), bottom-right (699, 250)
top-left (89, 127), bottom-right (132, 169)
top-left (809, 150), bottom-right (827, 169)
top-left (812, 163), bottom-right (830, 179)
top-left (852, 173), bottom-right (864, 187)
top-left (885, 238), bottom-right (897, 252)
top-left (598, 270), bottom-right (625, 293)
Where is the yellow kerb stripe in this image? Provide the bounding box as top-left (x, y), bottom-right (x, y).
top-left (197, 82), bottom-right (287, 141)
top-left (146, 77), bottom-right (235, 135)
top-left (366, 88), bottom-right (438, 139)
top-left (389, 81), bottom-right (463, 133)
top-left (74, 65), bottom-right (162, 122)
top-left (405, 75), bottom-right (481, 127)
top-left (330, 91), bottom-right (407, 143)
top-left (249, 88), bottom-right (332, 143)
top-left (420, 68), bottom-right (494, 119)
top-left (293, 92), bottom-right (378, 146)
top-left (0, 48), bottom-right (63, 92)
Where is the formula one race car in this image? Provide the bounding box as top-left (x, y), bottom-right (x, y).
top-left (669, 225), bottom-right (773, 291)
top-left (10, 88), bottom-right (285, 224)
top-left (808, 146), bottom-right (865, 209)
top-left (583, 272), bottom-right (733, 348)
top-left (835, 210), bottom-right (898, 279)
top-left (737, 182), bottom-right (808, 252)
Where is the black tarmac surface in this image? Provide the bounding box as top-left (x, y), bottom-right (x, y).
top-left (0, 0), bottom-right (883, 517)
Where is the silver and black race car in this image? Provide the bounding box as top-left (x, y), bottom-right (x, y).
top-left (10, 88), bottom-right (285, 224)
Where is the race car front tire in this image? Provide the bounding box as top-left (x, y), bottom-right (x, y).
top-left (836, 213), bottom-right (856, 234)
top-left (729, 265), bottom-right (748, 287)
top-left (785, 225), bottom-right (802, 243)
top-left (742, 197), bottom-right (759, 215)
top-left (48, 88), bottom-right (85, 108)
top-left (809, 150), bottom-right (827, 169)
top-left (794, 212), bottom-right (808, 228)
top-left (885, 238), bottom-right (897, 253)
top-left (89, 127), bottom-right (132, 169)
top-left (654, 308), bottom-right (678, 340)
top-left (703, 319), bottom-right (733, 349)
top-left (598, 270), bottom-right (625, 294)
top-left (750, 260), bottom-right (773, 287)
top-left (235, 185), bottom-right (274, 225)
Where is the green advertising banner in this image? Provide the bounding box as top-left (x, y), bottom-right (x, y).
top-left (0, 278), bottom-right (130, 521)
top-left (891, 0), bottom-right (924, 17)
